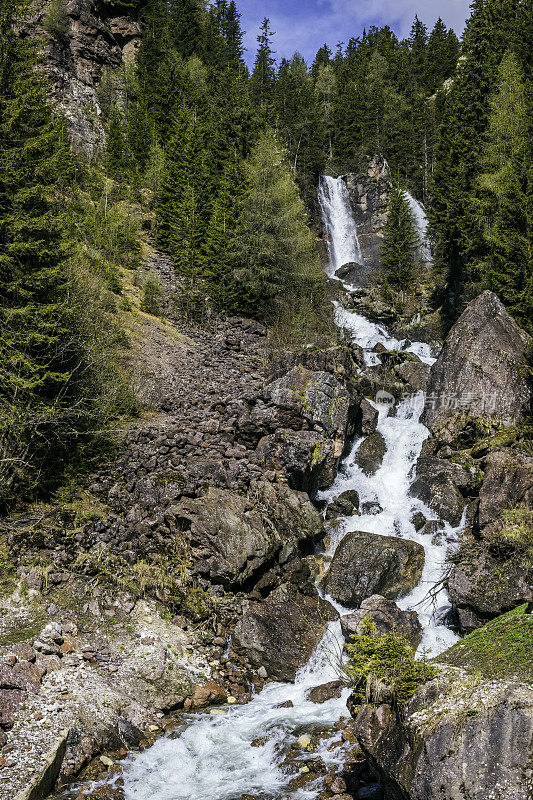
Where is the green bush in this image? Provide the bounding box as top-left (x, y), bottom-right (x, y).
top-left (43, 0), bottom-right (69, 37)
top-left (140, 273), bottom-right (163, 316)
top-left (345, 619), bottom-right (437, 710)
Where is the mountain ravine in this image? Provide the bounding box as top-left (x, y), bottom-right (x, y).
top-left (1, 3), bottom-right (532, 800)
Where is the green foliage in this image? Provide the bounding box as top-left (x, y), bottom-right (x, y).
top-left (250, 18), bottom-right (276, 118)
top-left (232, 128), bottom-right (324, 329)
top-left (140, 272), bottom-right (163, 316)
top-left (380, 187), bottom-right (420, 286)
top-left (345, 619), bottom-right (437, 709)
top-left (43, 0), bottom-right (69, 37)
top-left (438, 606), bottom-right (533, 680)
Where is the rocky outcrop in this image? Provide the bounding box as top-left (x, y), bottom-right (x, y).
top-left (323, 532), bottom-right (425, 607)
top-left (175, 481), bottom-right (323, 590)
top-left (343, 156), bottom-right (392, 283)
top-left (27, 0), bottom-right (142, 156)
top-left (422, 292), bottom-right (531, 447)
top-left (410, 457), bottom-right (474, 526)
top-left (353, 432), bottom-right (386, 476)
top-left (231, 583), bottom-right (338, 681)
top-left (353, 677), bottom-right (533, 800)
top-left (477, 450), bottom-right (533, 529)
top-left (340, 596), bottom-right (422, 650)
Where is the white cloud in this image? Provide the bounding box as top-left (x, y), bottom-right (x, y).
top-left (241, 0), bottom-right (471, 66)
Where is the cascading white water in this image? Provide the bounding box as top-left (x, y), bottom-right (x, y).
top-left (108, 177), bottom-right (459, 800)
top-left (404, 191), bottom-right (432, 264)
top-left (318, 176), bottom-right (362, 278)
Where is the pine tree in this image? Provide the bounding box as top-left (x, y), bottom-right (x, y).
top-left (0, 0), bottom-right (80, 500)
top-left (170, 0), bottom-right (205, 59)
top-left (232, 128), bottom-right (322, 321)
top-left (105, 107), bottom-right (128, 180)
top-left (380, 187), bottom-right (420, 287)
top-left (249, 18), bottom-right (276, 117)
top-left (474, 51), bottom-right (532, 330)
top-left (409, 15), bottom-right (428, 88)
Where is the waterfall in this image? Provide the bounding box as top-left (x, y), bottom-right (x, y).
top-left (404, 191), bottom-right (432, 263)
top-left (318, 175), bottom-right (362, 279)
top-left (86, 176), bottom-right (459, 800)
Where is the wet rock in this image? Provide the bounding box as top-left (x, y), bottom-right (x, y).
top-left (353, 433), bottom-right (386, 476)
top-left (232, 583), bottom-right (338, 681)
top-left (394, 360), bottom-right (430, 392)
top-left (307, 680), bottom-right (345, 704)
top-left (410, 457), bottom-right (470, 526)
top-left (187, 680), bottom-right (227, 710)
top-left (325, 490), bottom-right (360, 520)
top-left (340, 595), bottom-right (422, 649)
top-left (323, 532), bottom-right (425, 607)
top-left (357, 399), bottom-right (379, 436)
top-left (422, 292), bottom-right (531, 446)
top-left (256, 429), bottom-right (334, 494)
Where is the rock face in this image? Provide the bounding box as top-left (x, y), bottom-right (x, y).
top-left (477, 450), bottom-right (533, 529)
top-left (410, 457), bottom-right (473, 526)
top-left (340, 595), bottom-right (422, 649)
top-left (176, 481), bottom-right (322, 589)
top-left (232, 583), bottom-right (338, 681)
top-left (249, 365), bottom-right (359, 493)
top-left (344, 156), bottom-right (392, 283)
top-left (422, 292), bottom-right (531, 446)
top-left (323, 532), bottom-right (425, 607)
top-left (27, 0), bottom-right (142, 156)
top-left (353, 678), bottom-right (533, 800)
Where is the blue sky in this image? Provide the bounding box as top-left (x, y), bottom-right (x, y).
top-left (238, 0), bottom-right (472, 66)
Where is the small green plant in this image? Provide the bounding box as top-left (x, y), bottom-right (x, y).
top-left (140, 273), bottom-right (163, 316)
top-left (344, 619), bottom-right (437, 710)
top-left (43, 0), bottom-right (69, 37)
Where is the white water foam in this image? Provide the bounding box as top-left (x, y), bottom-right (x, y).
top-left (404, 191), bottom-right (432, 264)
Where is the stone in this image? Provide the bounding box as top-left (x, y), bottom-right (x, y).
top-left (323, 532), bottom-right (425, 607)
top-left (11, 642), bottom-right (36, 662)
top-left (190, 680), bottom-right (227, 709)
top-left (325, 490), bottom-right (360, 520)
top-left (0, 688), bottom-right (26, 728)
top-left (353, 677), bottom-right (533, 800)
top-left (410, 457), bottom-right (470, 526)
top-left (297, 734), bottom-right (312, 748)
top-left (232, 583), bottom-right (338, 681)
top-left (256, 429), bottom-right (335, 494)
top-left (340, 596), bottom-right (422, 649)
top-left (477, 450), bottom-right (533, 530)
top-left (353, 433), bottom-right (386, 476)
top-left (422, 292), bottom-right (531, 445)
top-left (307, 680), bottom-right (345, 704)
top-left (357, 399), bottom-right (379, 436)
top-left (176, 482), bottom-right (322, 588)
top-left (394, 360), bottom-right (430, 392)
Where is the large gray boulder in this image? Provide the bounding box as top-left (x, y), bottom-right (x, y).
top-left (175, 482), bottom-right (322, 588)
top-left (232, 583), bottom-right (338, 681)
top-left (340, 595), bottom-right (422, 650)
top-left (477, 450), bottom-right (533, 529)
top-left (422, 292), bottom-right (531, 445)
top-left (256, 429), bottom-right (334, 494)
top-left (410, 457), bottom-right (473, 526)
top-left (353, 678), bottom-right (533, 800)
top-left (353, 432), bottom-right (387, 476)
top-left (323, 532), bottom-right (425, 607)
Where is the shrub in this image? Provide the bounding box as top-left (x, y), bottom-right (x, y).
top-left (140, 273), bottom-right (163, 316)
top-left (344, 619), bottom-right (437, 710)
top-left (43, 0), bottom-right (69, 37)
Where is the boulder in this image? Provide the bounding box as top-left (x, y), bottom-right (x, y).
top-left (353, 678), bottom-right (533, 800)
top-left (394, 360), bottom-right (430, 392)
top-left (256, 429), bottom-right (335, 494)
top-left (307, 680), bottom-right (345, 704)
top-left (325, 490), bottom-right (360, 521)
top-left (447, 546), bottom-right (532, 622)
top-left (422, 292), bottom-right (531, 446)
top-left (176, 482), bottom-right (322, 588)
top-left (357, 398), bottom-right (379, 436)
top-left (0, 688), bottom-right (26, 729)
top-left (340, 595), bottom-right (422, 649)
top-left (410, 457), bottom-right (472, 526)
top-left (323, 532), bottom-right (425, 607)
top-left (232, 583), bottom-right (338, 681)
top-left (477, 450), bottom-right (533, 530)
top-left (353, 432), bottom-right (386, 476)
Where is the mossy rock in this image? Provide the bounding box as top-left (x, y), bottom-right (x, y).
top-left (437, 606), bottom-right (533, 681)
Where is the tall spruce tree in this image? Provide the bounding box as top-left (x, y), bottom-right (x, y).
top-left (0, 0), bottom-right (81, 500)
top-left (249, 18), bottom-right (276, 117)
top-left (474, 51), bottom-right (532, 329)
top-left (232, 128), bottom-right (322, 321)
top-left (380, 188), bottom-right (420, 287)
